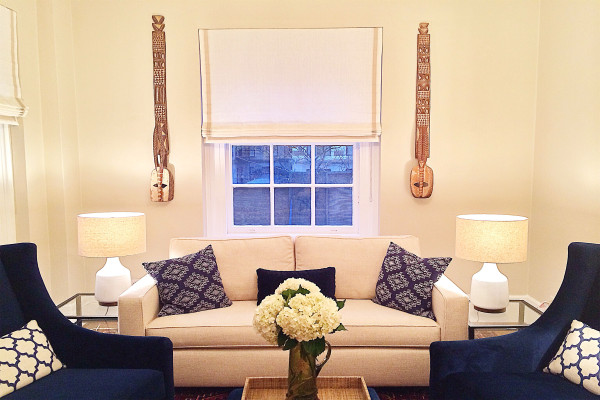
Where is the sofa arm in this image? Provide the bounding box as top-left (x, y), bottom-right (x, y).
top-left (118, 274), bottom-right (160, 336)
top-left (432, 275), bottom-right (469, 341)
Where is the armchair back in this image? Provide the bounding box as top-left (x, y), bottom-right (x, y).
top-left (0, 255), bottom-right (25, 336)
top-left (0, 243), bottom-right (74, 361)
top-left (533, 242), bottom-right (600, 369)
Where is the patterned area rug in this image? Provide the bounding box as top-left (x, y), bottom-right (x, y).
top-left (377, 387), bottom-right (429, 400)
top-left (174, 386), bottom-right (429, 400)
top-left (174, 388), bottom-right (229, 400)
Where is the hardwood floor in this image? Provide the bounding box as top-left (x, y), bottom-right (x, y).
top-left (474, 328), bottom-right (518, 339)
top-left (83, 320), bottom-right (118, 334)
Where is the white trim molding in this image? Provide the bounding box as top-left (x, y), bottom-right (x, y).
top-left (0, 124), bottom-right (16, 243)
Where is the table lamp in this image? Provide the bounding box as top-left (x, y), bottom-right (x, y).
top-left (456, 214), bottom-right (528, 313)
top-left (77, 212), bottom-right (146, 306)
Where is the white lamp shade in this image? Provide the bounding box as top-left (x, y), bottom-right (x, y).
top-left (78, 212), bottom-right (146, 258)
top-left (456, 214), bottom-right (528, 264)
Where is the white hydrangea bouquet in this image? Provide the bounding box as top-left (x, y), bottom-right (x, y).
top-left (253, 278), bottom-right (346, 399)
top-left (253, 277), bottom-right (346, 357)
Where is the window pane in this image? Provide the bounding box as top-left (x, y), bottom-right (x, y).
top-left (315, 187), bottom-right (352, 225)
top-left (233, 188), bottom-right (270, 225)
top-left (315, 145), bottom-right (353, 184)
top-left (274, 187), bottom-right (311, 225)
top-left (232, 145), bottom-right (270, 184)
top-left (274, 145), bottom-right (311, 184)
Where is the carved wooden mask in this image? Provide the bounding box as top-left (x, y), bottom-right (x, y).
top-left (150, 167), bottom-right (174, 202)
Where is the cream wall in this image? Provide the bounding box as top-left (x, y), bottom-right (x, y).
top-left (528, 0), bottom-right (600, 302)
top-left (5, 0), bottom-right (543, 301)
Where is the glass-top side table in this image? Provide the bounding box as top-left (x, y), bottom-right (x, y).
top-left (57, 292), bottom-right (118, 327)
top-left (468, 298), bottom-right (543, 339)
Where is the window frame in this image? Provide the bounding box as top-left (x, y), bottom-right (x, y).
top-left (202, 141), bottom-right (379, 237)
top-left (0, 124), bottom-right (16, 244)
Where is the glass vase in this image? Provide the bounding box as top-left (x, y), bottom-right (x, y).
top-left (286, 341), bottom-right (331, 400)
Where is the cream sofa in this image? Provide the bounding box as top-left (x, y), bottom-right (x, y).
top-left (118, 235), bottom-right (468, 387)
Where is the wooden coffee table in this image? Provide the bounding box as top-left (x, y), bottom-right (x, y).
top-left (239, 376), bottom-right (376, 400)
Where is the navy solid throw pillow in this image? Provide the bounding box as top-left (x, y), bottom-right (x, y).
top-left (372, 242), bottom-right (451, 320)
top-left (256, 267), bottom-right (336, 305)
top-left (143, 245), bottom-right (232, 316)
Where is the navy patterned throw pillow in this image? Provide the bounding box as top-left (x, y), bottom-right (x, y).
top-left (143, 245), bottom-right (232, 317)
top-left (0, 320), bottom-right (64, 397)
top-left (372, 242), bottom-right (451, 320)
top-left (544, 320), bottom-right (600, 395)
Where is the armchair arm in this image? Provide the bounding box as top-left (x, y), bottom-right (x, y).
top-left (432, 275), bottom-right (469, 341)
top-left (52, 322), bottom-right (174, 400)
top-left (429, 326), bottom-right (554, 400)
top-left (118, 274), bottom-right (160, 336)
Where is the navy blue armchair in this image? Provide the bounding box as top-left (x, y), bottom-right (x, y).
top-left (0, 242), bottom-right (174, 400)
top-left (430, 242), bottom-right (600, 400)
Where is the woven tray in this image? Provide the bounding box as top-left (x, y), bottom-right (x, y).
top-left (241, 376), bottom-right (371, 400)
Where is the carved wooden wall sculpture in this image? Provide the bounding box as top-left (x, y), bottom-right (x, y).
top-left (410, 22), bottom-right (433, 198)
top-left (150, 15), bottom-right (175, 202)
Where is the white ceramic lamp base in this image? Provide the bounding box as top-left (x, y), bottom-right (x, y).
top-left (470, 262), bottom-right (509, 313)
top-left (95, 257), bottom-right (132, 306)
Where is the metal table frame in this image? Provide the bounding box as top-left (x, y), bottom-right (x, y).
top-left (57, 292), bottom-right (118, 327)
top-left (468, 298), bottom-right (543, 339)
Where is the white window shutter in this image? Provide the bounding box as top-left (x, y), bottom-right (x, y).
top-left (199, 28), bottom-right (382, 143)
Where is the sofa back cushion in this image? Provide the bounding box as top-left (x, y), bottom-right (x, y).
top-left (294, 235), bottom-right (421, 299)
top-left (169, 236), bottom-right (295, 301)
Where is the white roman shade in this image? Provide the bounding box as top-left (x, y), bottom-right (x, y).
top-left (199, 28), bottom-right (382, 143)
top-left (0, 5), bottom-right (27, 125)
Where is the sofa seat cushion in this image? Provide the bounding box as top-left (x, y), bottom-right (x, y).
top-left (146, 301), bottom-right (265, 348)
top-left (2, 368), bottom-right (166, 400)
top-left (442, 371), bottom-right (597, 400)
top-left (146, 300), bottom-right (439, 349)
top-left (330, 299), bottom-right (439, 347)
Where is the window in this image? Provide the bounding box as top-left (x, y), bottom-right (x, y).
top-left (203, 142), bottom-right (379, 236)
top-left (199, 28), bottom-right (382, 236)
top-left (230, 144), bottom-right (355, 229)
